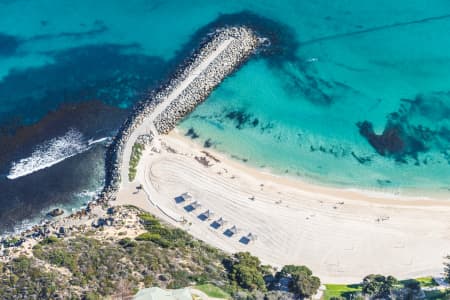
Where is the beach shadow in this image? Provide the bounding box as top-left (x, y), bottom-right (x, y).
top-left (223, 229), bottom-right (235, 237)
top-left (174, 196), bottom-right (185, 204)
top-left (210, 221), bottom-right (221, 229)
top-left (239, 236), bottom-right (250, 245)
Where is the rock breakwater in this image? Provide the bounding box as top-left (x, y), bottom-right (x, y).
top-left (154, 27), bottom-right (259, 134)
top-left (101, 26), bottom-right (260, 201)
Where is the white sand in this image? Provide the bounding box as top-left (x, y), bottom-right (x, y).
top-left (115, 131), bottom-right (450, 284)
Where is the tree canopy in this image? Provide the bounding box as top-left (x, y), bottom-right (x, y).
top-left (362, 274), bottom-right (397, 299)
top-left (228, 252), bottom-right (267, 291)
top-left (445, 255), bottom-right (450, 283)
top-left (277, 264), bottom-right (321, 298)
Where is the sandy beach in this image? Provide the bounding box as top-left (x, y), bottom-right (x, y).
top-left (115, 130), bottom-right (450, 283)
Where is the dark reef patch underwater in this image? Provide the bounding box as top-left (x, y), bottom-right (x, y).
top-left (0, 32), bottom-right (21, 56)
top-left (0, 42), bottom-right (170, 130)
top-left (357, 92), bottom-right (450, 165)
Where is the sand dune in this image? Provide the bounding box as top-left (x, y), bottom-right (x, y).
top-left (115, 131), bottom-right (450, 283)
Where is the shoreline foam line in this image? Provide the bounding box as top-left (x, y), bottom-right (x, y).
top-left (100, 27), bottom-right (260, 201)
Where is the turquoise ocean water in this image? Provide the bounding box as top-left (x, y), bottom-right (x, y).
top-left (0, 0), bottom-right (449, 232)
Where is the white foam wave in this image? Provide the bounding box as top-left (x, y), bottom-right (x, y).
top-left (7, 129), bottom-right (92, 180)
top-left (88, 137), bottom-right (110, 146)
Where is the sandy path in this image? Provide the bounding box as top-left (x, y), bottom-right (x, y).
top-left (119, 38), bottom-right (234, 184)
top-left (115, 132), bottom-right (450, 283)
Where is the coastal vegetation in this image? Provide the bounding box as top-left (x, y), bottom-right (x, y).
top-left (128, 142), bottom-right (144, 181)
top-left (276, 265), bottom-right (321, 298)
top-left (446, 255), bottom-right (450, 282)
top-left (0, 207), bottom-right (322, 299)
top-left (0, 206), bottom-right (449, 299)
top-left (323, 283), bottom-right (362, 299)
top-left (226, 251), bottom-right (269, 291)
top-left (195, 283), bottom-right (231, 299)
top-left (324, 275), bottom-right (449, 300)
top-left (362, 274), bottom-right (398, 299)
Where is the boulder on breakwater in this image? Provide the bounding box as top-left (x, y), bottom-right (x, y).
top-left (47, 208), bottom-right (64, 217)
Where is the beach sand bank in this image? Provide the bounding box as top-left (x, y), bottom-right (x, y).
top-left (115, 130), bottom-right (450, 283)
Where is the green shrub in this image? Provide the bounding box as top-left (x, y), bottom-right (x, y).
top-left (168, 270), bottom-right (192, 289)
top-left (128, 142), bottom-right (145, 181)
top-left (139, 213), bottom-right (161, 227)
top-left (47, 249), bottom-right (77, 272)
top-left (143, 275), bottom-right (154, 287)
top-left (135, 232), bottom-right (161, 241)
top-left (83, 292), bottom-right (101, 300)
top-left (41, 236), bottom-right (59, 245)
top-left (118, 238), bottom-right (137, 248)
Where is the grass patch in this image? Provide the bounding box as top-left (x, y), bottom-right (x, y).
top-left (195, 284), bottom-right (231, 299)
top-left (325, 277), bottom-right (443, 300)
top-left (323, 284), bottom-right (362, 300)
top-left (128, 142), bottom-right (145, 181)
top-left (414, 276), bottom-right (438, 288)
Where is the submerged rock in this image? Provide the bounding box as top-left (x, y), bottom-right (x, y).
top-left (48, 208), bottom-right (64, 217)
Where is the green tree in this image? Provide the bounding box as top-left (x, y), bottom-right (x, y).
top-left (229, 252), bottom-right (267, 291)
top-left (277, 265), bottom-right (320, 298)
top-left (362, 274), bottom-right (397, 299)
top-left (445, 255), bottom-right (450, 283)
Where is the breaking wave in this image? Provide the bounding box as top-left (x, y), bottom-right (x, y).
top-left (7, 129), bottom-right (108, 180)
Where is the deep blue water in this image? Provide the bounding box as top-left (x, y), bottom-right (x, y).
top-left (0, 0), bottom-right (449, 233)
